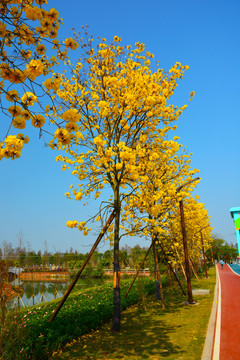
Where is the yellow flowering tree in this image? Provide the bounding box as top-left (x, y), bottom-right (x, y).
top-left (121, 137), bottom-right (199, 237)
top-left (0, 0), bottom-right (78, 160)
top-left (150, 194), bottom-right (212, 288)
top-left (45, 34), bottom-right (192, 331)
top-left (168, 198), bottom-right (212, 268)
top-left (120, 135), bottom-right (202, 301)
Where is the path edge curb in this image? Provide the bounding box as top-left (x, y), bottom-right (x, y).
top-left (201, 265), bottom-right (219, 360)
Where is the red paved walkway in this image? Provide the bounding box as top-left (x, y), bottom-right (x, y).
top-left (215, 264), bottom-right (240, 359)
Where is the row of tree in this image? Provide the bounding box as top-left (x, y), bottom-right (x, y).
top-left (0, 0), bottom-right (219, 331)
top-left (2, 244), bottom-right (155, 272)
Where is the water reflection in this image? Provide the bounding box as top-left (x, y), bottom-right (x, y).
top-left (8, 278), bottom-right (106, 309)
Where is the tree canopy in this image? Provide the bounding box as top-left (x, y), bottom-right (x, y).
top-left (0, 0), bottom-right (78, 160)
top-left (41, 33), bottom-right (202, 330)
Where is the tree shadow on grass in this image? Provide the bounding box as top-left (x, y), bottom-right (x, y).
top-left (52, 299), bottom-right (186, 360)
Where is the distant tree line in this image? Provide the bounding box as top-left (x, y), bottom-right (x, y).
top-left (1, 237), bottom-right (238, 275)
top-left (0, 241), bottom-right (155, 273)
top-left (206, 238), bottom-right (238, 263)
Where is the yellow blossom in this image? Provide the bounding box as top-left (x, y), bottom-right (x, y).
top-left (17, 134), bottom-right (29, 144)
top-left (31, 114), bottom-right (45, 128)
top-left (55, 128), bottom-right (71, 145)
top-left (47, 8), bottom-right (59, 22)
top-left (12, 117), bottom-right (26, 129)
top-left (20, 49), bottom-right (32, 59)
top-left (8, 105), bottom-right (22, 117)
top-left (21, 92), bottom-right (37, 106)
top-left (66, 220), bottom-right (79, 228)
top-left (25, 6), bottom-right (43, 21)
top-left (65, 38), bottom-right (79, 50)
top-left (65, 122), bottom-right (79, 132)
top-left (43, 78), bottom-right (60, 92)
top-left (36, 43), bottom-right (47, 55)
top-left (61, 108), bottom-right (80, 122)
top-left (6, 90), bottom-right (19, 102)
top-left (26, 60), bottom-right (44, 80)
top-left (0, 22), bottom-right (7, 37)
top-left (75, 192), bottom-right (83, 201)
top-left (22, 110), bottom-right (31, 120)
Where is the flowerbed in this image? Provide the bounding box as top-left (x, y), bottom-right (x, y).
top-left (1, 278), bottom-right (158, 359)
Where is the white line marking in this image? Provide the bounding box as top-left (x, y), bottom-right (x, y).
top-left (227, 264), bottom-right (240, 277)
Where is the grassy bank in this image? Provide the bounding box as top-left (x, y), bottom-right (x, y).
top-left (52, 267), bottom-right (216, 360)
top-left (1, 278), bottom-right (158, 359)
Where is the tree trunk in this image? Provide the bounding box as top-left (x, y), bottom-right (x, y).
top-left (179, 199), bottom-right (194, 304)
top-left (153, 240), bottom-right (165, 309)
top-left (112, 184), bottom-right (121, 332)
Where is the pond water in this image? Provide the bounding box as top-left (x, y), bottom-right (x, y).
top-left (8, 277), bottom-right (107, 309)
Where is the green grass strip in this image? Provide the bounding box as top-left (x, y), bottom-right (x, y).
top-left (51, 267), bottom-right (216, 360)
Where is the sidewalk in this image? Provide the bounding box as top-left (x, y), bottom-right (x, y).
top-left (211, 264), bottom-right (240, 359)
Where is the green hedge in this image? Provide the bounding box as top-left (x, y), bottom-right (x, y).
top-left (1, 278), bottom-right (160, 359)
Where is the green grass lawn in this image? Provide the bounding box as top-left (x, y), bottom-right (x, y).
top-left (51, 267), bottom-right (216, 360)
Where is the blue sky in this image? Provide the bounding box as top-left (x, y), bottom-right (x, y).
top-left (1, 0), bottom-right (239, 253)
